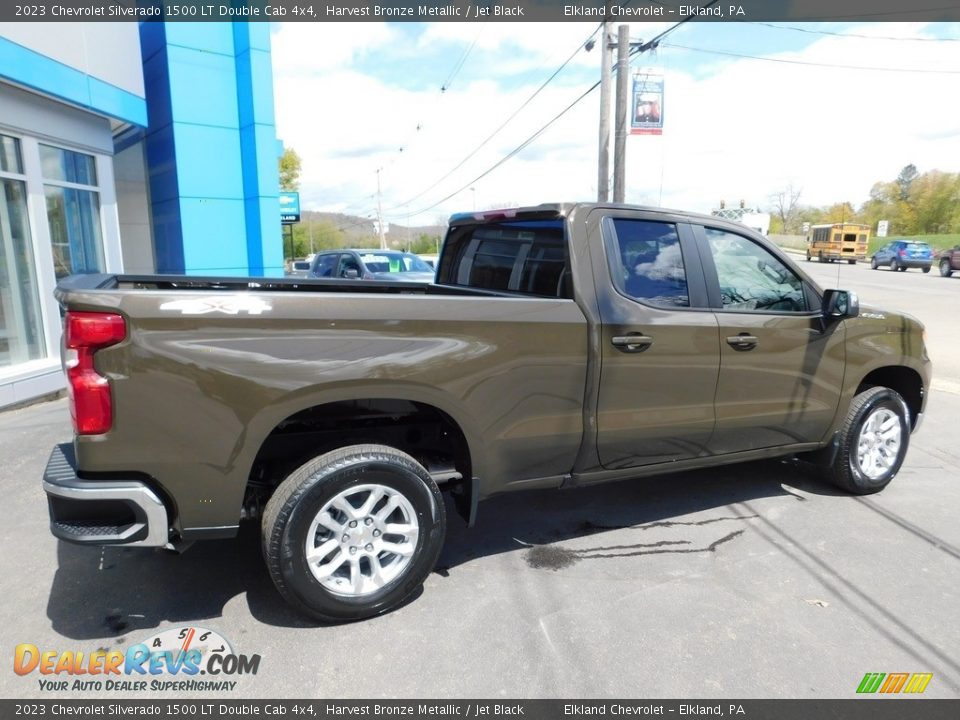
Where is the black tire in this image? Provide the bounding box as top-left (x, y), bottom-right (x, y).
top-left (890, 259), bottom-right (899, 272)
top-left (847, 259), bottom-right (856, 265)
top-left (262, 444), bottom-right (446, 622)
top-left (940, 260), bottom-right (953, 277)
top-left (922, 265), bottom-right (931, 274)
top-left (806, 253), bottom-right (811, 262)
top-left (870, 257), bottom-right (878, 270)
top-left (827, 387), bottom-right (910, 495)
top-left (899, 265), bottom-right (907, 272)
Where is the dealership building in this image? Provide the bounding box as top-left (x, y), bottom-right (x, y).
top-left (0, 21), bottom-right (284, 408)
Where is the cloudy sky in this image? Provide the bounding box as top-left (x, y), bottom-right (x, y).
top-left (270, 20), bottom-right (960, 226)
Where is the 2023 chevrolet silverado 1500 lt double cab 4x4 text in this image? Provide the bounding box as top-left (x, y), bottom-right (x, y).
top-left (44, 203), bottom-right (930, 621)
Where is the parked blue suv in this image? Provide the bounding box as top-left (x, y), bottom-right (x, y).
top-left (871, 240), bottom-right (934, 273)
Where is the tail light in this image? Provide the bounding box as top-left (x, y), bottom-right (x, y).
top-left (898, 249), bottom-right (907, 257)
top-left (64, 311), bottom-right (126, 435)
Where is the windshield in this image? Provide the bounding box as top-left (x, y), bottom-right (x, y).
top-left (358, 252), bottom-right (433, 273)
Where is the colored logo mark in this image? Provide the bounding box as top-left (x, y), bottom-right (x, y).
top-left (857, 672), bottom-right (933, 694)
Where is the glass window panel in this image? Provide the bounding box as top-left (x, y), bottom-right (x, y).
top-left (0, 135), bottom-right (23, 175)
top-left (609, 219), bottom-right (689, 307)
top-left (40, 144), bottom-right (98, 186)
top-left (0, 178), bottom-right (46, 366)
top-left (705, 228), bottom-right (808, 312)
top-left (44, 186), bottom-right (104, 278)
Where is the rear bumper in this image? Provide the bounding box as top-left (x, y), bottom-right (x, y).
top-left (43, 443), bottom-right (170, 547)
top-left (898, 259), bottom-right (933, 268)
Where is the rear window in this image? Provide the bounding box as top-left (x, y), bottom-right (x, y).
top-left (437, 219), bottom-right (570, 298)
top-left (907, 243), bottom-right (930, 251)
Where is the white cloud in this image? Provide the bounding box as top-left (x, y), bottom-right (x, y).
top-left (270, 21), bottom-right (960, 225)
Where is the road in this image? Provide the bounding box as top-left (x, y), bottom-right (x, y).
top-left (799, 256), bottom-right (960, 391)
top-left (1, 258), bottom-right (958, 700)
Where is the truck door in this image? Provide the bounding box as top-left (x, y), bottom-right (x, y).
top-left (693, 223), bottom-right (845, 454)
top-left (588, 211), bottom-right (720, 469)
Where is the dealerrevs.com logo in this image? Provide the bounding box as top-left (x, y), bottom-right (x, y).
top-left (14, 627), bottom-right (261, 693)
top-left (856, 672), bottom-right (933, 694)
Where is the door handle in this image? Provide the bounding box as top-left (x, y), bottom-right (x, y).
top-left (726, 334), bottom-right (759, 350)
top-left (611, 334), bottom-right (654, 353)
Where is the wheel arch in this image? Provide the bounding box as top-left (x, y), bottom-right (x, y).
top-left (855, 365), bottom-right (925, 431)
top-left (241, 384), bottom-right (483, 524)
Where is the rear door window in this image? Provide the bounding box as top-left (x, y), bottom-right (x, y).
top-left (606, 219), bottom-right (689, 308)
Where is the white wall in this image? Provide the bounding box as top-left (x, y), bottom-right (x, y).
top-left (0, 22), bottom-right (145, 98)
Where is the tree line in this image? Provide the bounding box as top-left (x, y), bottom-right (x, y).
top-left (771, 165), bottom-right (960, 237)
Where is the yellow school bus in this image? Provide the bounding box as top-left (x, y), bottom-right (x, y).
top-left (806, 223), bottom-right (870, 264)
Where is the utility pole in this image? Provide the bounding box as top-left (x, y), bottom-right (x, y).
top-left (597, 12), bottom-right (612, 202)
top-left (376, 168), bottom-right (387, 250)
top-left (613, 23), bottom-right (630, 204)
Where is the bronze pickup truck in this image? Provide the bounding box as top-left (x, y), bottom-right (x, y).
top-left (44, 203), bottom-right (930, 621)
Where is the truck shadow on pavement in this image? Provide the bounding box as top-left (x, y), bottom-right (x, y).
top-left (45, 458), bottom-right (839, 637)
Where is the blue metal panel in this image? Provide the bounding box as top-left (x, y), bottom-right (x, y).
top-left (235, 49), bottom-right (275, 128)
top-left (179, 198), bottom-right (248, 275)
top-left (144, 129), bottom-right (180, 203)
top-left (139, 20), bottom-right (281, 278)
top-left (139, 21), bottom-right (166, 63)
top-left (251, 123), bottom-right (281, 196)
top-left (0, 37), bottom-right (147, 126)
top-left (164, 22), bottom-right (235, 55)
top-left (172, 123), bottom-right (243, 200)
top-left (151, 198), bottom-right (185, 274)
top-left (243, 22), bottom-right (272, 53)
top-left (166, 45), bottom-right (240, 128)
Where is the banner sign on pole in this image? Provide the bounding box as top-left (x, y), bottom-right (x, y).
top-left (280, 191), bottom-right (301, 224)
top-left (631, 73), bottom-right (664, 136)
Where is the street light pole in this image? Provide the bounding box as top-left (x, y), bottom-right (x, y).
top-left (376, 168), bottom-right (387, 250)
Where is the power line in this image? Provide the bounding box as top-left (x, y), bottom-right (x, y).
top-left (663, 41), bottom-right (960, 74)
top-left (399, 1), bottom-right (722, 219)
top-left (403, 81), bottom-right (603, 218)
top-left (749, 22), bottom-right (960, 42)
top-left (382, 22), bottom-right (605, 213)
top-left (442, 29), bottom-right (483, 92)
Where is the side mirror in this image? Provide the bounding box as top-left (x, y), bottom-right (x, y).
top-left (822, 289), bottom-right (859, 321)
top-left (343, 268), bottom-right (360, 279)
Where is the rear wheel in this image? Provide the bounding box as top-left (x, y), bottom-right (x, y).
top-left (922, 265), bottom-right (931, 274)
top-left (826, 387), bottom-right (910, 494)
top-left (262, 444), bottom-right (446, 621)
top-left (870, 257), bottom-right (879, 270)
top-left (890, 258), bottom-right (900, 272)
top-left (847, 259), bottom-right (856, 265)
top-left (941, 259), bottom-right (953, 277)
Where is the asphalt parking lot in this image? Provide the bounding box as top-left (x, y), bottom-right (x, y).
top-left (1, 258), bottom-right (958, 700)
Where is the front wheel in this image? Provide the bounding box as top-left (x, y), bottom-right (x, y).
top-left (262, 444), bottom-right (446, 622)
top-left (827, 387), bottom-right (910, 494)
top-left (941, 260), bottom-right (953, 277)
top-left (870, 257), bottom-right (879, 270)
